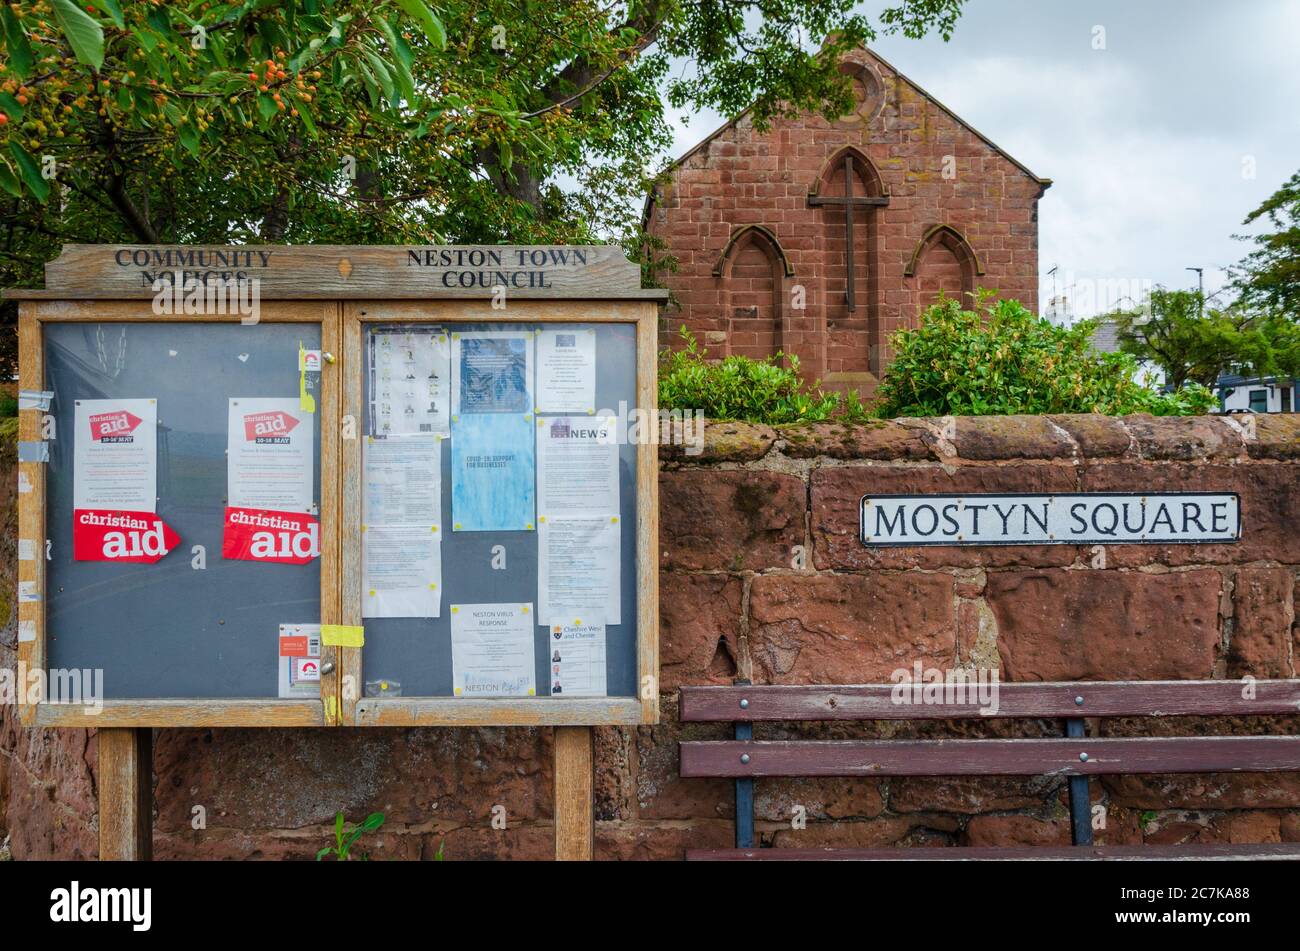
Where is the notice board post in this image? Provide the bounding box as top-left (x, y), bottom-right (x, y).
top-left (8, 244), bottom-right (666, 861)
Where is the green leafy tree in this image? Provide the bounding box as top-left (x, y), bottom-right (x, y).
top-left (1233, 168), bottom-right (1300, 314)
top-left (874, 293), bottom-right (1215, 417)
top-left (1113, 288), bottom-right (1300, 390)
top-left (0, 0), bottom-right (967, 370)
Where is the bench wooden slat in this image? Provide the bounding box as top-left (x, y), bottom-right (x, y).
top-left (678, 680), bottom-right (1300, 722)
top-left (679, 736), bottom-right (1300, 778)
top-left (685, 843), bottom-right (1300, 861)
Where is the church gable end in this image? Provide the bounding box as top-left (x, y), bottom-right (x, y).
top-left (648, 47), bottom-right (1047, 396)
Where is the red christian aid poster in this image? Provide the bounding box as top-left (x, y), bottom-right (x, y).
top-left (73, 509), bottom-right (180, 563)
top-left (222, 507), bottom-right (320, 564)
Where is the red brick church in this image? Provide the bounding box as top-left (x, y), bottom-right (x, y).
top-left (645, 48), bottom-right (1051, 396)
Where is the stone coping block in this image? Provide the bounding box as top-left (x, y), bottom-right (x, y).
top-left (657, 413), bottom-right (1297, 463)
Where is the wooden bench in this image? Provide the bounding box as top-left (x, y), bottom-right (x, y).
top-left (678, 679), bottom-right (1300, 860)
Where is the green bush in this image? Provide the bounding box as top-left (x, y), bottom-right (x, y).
top-left (874, 294), bottom-right (1216, 417)
top-left (658, 327), bottom-right (865, 424)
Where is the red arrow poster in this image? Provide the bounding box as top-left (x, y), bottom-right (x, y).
top-left (222, 507), bottom-right (320, 564)
top-left (73, 509), bottom-right (180, 563)
top-left (87, 409), bottom-right (143, 441)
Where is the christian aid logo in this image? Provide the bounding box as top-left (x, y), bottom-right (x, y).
top-left (249, 520), bottom-right (318, 560)
top-left (243, 410), bottom-right (299, 443)
top-left (223, 507), bottom-right (320, 564)
top-left (73, 510), bottom-right (180, 563)
top-left (88, 410), bottom-right (142, 442)
top-left (104, 520), bottom-right (169, 559)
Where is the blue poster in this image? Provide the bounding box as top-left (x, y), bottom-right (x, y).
top-left (450, 413), bottom-right (536, 532)
top-left (456, 334), bottom-right (530, 413)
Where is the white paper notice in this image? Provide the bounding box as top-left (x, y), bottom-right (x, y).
top-left (363, 525), bottom-right (442, 618)
top-left (227, 398), bottom-right (314, 512)
top-left (371, 329), bottom-right (451, 436)
top-left (547, 621), bottom-right (607, 697)
top-left (538, 515), bottom-right (621, 625)
top-left (536, 328), bottom-right (597, 413)
top-left (363, 435), bottom-right (442, 526)
top-left (278, 623), bottom-right (321, 699)
top-left (536, 416), bottom-right (620, 517)
top-left (450, 603), bottom-right (536, 697)
top-left (74, 398), bottom-right (157, 511)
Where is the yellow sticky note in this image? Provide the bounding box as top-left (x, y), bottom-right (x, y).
top-left (321, 624), bottom-right (364, 647)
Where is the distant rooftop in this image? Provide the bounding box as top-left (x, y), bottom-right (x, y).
top-left (1090, 319), bottom-right (1121, 354)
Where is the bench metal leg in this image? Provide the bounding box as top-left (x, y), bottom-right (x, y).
top-left (735, 720), bottom-right (754, 849)
top-left (734, 678), bottom-right (755, 850)
top-left (1066, 717), bottom-right (1093, 846)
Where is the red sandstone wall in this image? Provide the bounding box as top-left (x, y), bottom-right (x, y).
top-left (647, 49), bottom-right (1045, 388)
top-left (2, 414), bottom-right (1299, 859)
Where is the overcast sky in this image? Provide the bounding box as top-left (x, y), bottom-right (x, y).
top-left (660, 0), bottom-right (1300, 318)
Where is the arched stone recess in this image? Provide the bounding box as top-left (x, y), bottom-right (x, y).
top-left (714, 224), bottom-right (791, 361)
top-left (905, 224), bottom-right (985, 311)
top-left (809, 147), bottom-right (886, 380)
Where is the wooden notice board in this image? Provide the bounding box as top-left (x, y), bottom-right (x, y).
top-left (9, 245), bottom-right (664, 731)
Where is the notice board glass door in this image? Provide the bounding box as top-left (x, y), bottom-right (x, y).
top-left (22, 300), bottom-right (339, 727)
top-left (341, 301), bottom-right (658, 726)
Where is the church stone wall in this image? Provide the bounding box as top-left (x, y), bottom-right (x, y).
top-left (648, 49), bottom-right (1046, 394)
top-left (4, 415), bottom-right (1299, 859)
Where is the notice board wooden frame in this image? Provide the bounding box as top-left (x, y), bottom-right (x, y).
top-left (341, 299), bottom-right (661, 728)
top-left (10, 245), bottom-right (663, 730)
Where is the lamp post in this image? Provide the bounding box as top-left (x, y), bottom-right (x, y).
top-left (1186, 267), bottom-right (1204, 314)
